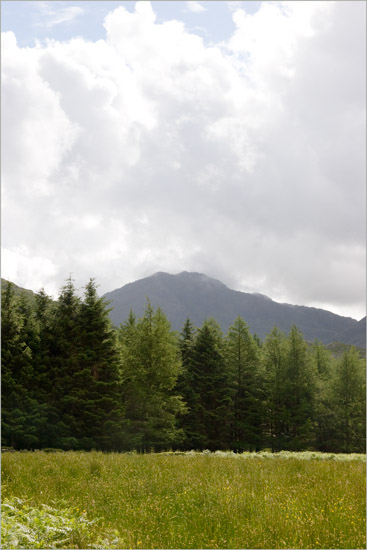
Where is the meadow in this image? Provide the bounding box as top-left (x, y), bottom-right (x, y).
top-left (1, 451), bottom-right (366, 549)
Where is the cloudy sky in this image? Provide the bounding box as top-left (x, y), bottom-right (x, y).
top-left (1, 0), bottom-right (366, 320)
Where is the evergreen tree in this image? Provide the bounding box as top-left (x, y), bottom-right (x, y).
top-left (311, 341), bottom-right (336, 452)
top-left (283, 326), bottom-right (316, 450)
top-left (1, 283), bottom-right (45, 449)
top-left (225, 317), bottom-right (264, 451)
top-left (49, 276), bottom-right (82, 449)
top-left (2, 282), bottom-right (27, 448)
top-left (332, 347), bottom-right (366, 452)
top-left (76, 279), bottom-right (126, 450)
top-left (176, 319), bottom-right (197, 449)
top-left (119, 301), bottom-right (184, 451)
top-left (262, 327), bottom-right (288, 451)
top-left (188, 320), bottom-right (232, 450)
top-left (118, 310), bottom-right (142, 450)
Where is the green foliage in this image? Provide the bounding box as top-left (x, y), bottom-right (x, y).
top-left (283, 325), bottom-right (317, 450)
top-left (225, 317), bottom-right (264, 451)
top-left (185, 320), bottom-right (231, 450)
top-left (2, 276), bottom-right (366, 454)
top-left (331, 347), bottom-right (366, 452)
top-left (262, 327), bottom-right (289, 451)
top-left (1, 495), bottom-right (123, 549)
top-left (1, 497), bottom-right (99, 549)
top-left (75, 279), bottom-right (126, 451)
top-left (119, 301), bottom-right (184, 451)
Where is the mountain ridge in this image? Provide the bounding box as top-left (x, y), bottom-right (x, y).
top-left (2, 274), bottom-right (364, 347)
top-left (103, 271), bottom-right (365, 347)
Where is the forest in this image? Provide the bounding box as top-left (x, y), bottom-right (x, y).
top-left (1, 278), bottom-right (365, 454)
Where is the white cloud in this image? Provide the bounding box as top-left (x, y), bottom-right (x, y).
top-left (33, 2), bottom-right (84, 29)
top-left (186, 1), bottom-right (207, 14)
top-left (2, 247), bottom-right (59, 297)
top-left (1, 1), bottom-right (365, 319)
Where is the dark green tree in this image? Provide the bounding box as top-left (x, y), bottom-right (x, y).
top-left (311, 341), bottom-right (336, 452)
top-left (225, 317), bottom-right (264, 451)
top-left (49, 276), bottom-right (82, 449)
top-left (262, 327), bottom-right (288, 451)
top-left (332, 347), bottom-right (366, 452)
top-left (283, 326), bottom-right (316, 450)
top-left (1, 283), bottom-right (45, 449)
top-left (176, 318), bottom-right (197, 449)
top-left (76, 279), bottom-right (126, 450)
top-left (188, 320), bottom-right (232, 450)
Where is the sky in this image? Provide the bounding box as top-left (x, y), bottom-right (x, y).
top-left (1, 0), bottom-right (366, 320)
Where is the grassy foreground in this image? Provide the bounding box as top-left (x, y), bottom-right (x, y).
top-left (1, 451), bottom-right (366, 549)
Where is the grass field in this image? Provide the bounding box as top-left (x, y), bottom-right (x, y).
top-left (1, 451), bottom-right (366, 549)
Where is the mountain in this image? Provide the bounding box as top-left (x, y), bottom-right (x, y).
top-left (103, 271), bottom-right (365, 347)
top-left (1, 278), bottom-right (36, 302)
top-left (332, 316), bottom-right (366, 349)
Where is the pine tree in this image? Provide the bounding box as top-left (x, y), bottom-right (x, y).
top-left (225, 317), bottom-right (264, 451)
top-left (176, 319), bottom-right (197, 449)
top-left (119, 301), bottom-right (184, 451)
top-left (283, 326), bottom-right (316, 450)
top-left (118, 310), bottom-right (143, 450)
top-left (1, 283), bottom-right (44, 449)
top-left (76, 279), bottom-right (126, 450)
top-left (311, 341), bottom-right (336, 452)
top-left (2, 282), bottom-right (26, 448)
top-left (49, 276), bottom-right (82, 449)
top-left (188, 320), bottom-right (232, 450)
top-left (262, 327), bottom-right (288, 451)
top-left (332, 347), bottom-right (366, 452)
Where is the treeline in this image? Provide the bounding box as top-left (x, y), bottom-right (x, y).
top-left (1, 278), bottom-right (365, 453)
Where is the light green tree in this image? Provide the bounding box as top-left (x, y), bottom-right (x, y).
top-left (119, 301), bottom-right (184, 451)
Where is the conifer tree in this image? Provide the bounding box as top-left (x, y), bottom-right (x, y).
top-left (176, 319), bottom-right (197, 449)
top-left (332, 347), bottom-right (366, 452)
top-left (31, 288), bottom-right (58, 448)
top-left (49, 276), bottom-right (82, 449)
top-left (283, 326), bottom-right (316, 450)
top-left (76, 279), bottom-right (126, 450)
top-left (188, 320), bottom-right (231, 450)
top-left (311, 341), bottom-right (336, 451)
top-left (1, 283), bottom-right (44, 449)
top-left (225, 317), bottom-right (264, 451)
top-left (262, 327), bottom-right (288, 451)
top-left (118, 310), bottom-right (143, 449)
top-left (119, 301), bottom-right (184, 451)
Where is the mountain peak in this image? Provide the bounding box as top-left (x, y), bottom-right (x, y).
top-left (103, 271), bottom-right (364, 347)
top-left (152, 271), bottom-right (227, 288)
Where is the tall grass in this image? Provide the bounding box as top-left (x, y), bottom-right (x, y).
top-left (2, 451), bottom-right (366, 549)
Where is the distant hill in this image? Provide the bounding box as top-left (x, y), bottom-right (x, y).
top-left (1, 278), bottom-right (36, 302)
top-left (103, 271), bottom-right (365, 347)
top-left (331, 316), bottom-right (366, 349)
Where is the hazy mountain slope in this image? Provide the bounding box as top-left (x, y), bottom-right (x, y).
top-left (331, 316), bottom-right (366, 348)
top-left (103, 271), bottom-right (363, 346)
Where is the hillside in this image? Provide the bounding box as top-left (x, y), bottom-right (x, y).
top-left (103, 271), bottom-right (364, 346)
top-left (1, 278), bottom-right (36, 302)
top-left (331, 316), bottom-right (366, 349)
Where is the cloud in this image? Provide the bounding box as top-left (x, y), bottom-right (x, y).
top-left (186, 1), bottom-right (207, 13)
top-left (33, 2), bottom-right (84, 29)
top-left (1, 1), bottom-right (365, 319)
